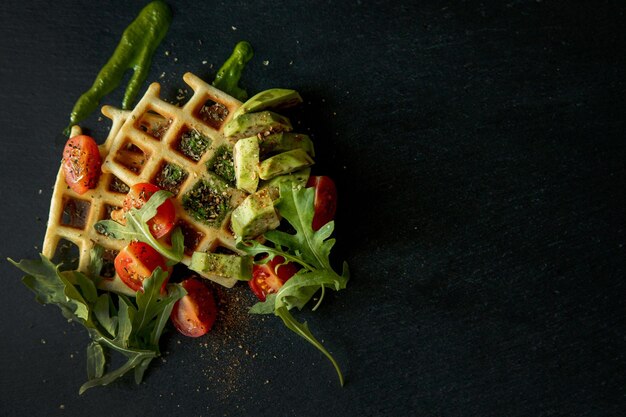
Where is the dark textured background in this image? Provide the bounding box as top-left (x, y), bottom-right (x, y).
top-left (1, 1), bottom-right (625, 416)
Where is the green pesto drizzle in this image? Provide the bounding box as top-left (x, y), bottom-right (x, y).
top-left (212, 41), bottom-right (254, 101)
top-left (66, 1), bottom-right (172, 134)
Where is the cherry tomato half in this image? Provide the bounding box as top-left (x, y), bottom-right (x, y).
top-left (306, 176), bottom-right (337, 231)
top-left (114, 242), bottom-right (169, 292)
top-left (249, 256), bottom-right (299, 301)
top-left (170, 278), bottom-right (217, 337)
top-left (113, 183), bottom-right (176, 239)
top-left (62, 135), bottom-right (102, 195)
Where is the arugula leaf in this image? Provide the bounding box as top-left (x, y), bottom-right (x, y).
top-left (265, 187), bottom-right (337, 271)
top-left (93, 294), bottom-right (118, 338)
top-left (86, 342), bottom-right (106, 380)
top-left (248, 293), bottom-right (278, 314)
top-left (238, 183), bottom-right (349, 385)
top-left (9, 255), bottom-right (184, 394)
top-left (94, 190), bottom-right (184, 264)
top-left (88, 245), bottom-right (104, 280)
top-left (80, 269), bottom-right (184, 394)
top-left (275, 306), bottom-right (344, 386)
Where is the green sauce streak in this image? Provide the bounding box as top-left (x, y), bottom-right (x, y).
top-left (66, 1), bottom-right (172, 135)
top-left (212, 41), bottom-right (254, 101)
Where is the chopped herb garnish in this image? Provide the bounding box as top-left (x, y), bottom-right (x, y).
top-left (206, 145), bottom-right (235, 184)
top-left (138, 113), bottom-right (171, 139)
top-left (155, 162), bottom-right (188, 194)
top-left (182, 175), bottom-right (230, 226)
top-left (178, 129), bottom-right (211, 161)
top-left (109, 176), bottom-right (130, 194)
top-left (198, 101), bottom-right (229, 129)
top-left (100, 248), bottom-right (118, 278)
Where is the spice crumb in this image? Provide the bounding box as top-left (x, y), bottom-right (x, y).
top-left (165, 50), bottom-right (170, 56)
top-left (231, 26), bottom-right (237, 30)
top-left (160, 72), bottom-right (166, 79)
top-left (202, 60), bottom-right (208, 65)
top-left (262, 60), bottom-right (269, 66)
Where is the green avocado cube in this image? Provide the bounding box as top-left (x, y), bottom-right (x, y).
top-left (231, 89), bottom-right (303, 120)
top-left (189, 252), bottom-right (252, 281)
top-left (260, 168), bottom-right (311, 200)
top-left (258, 149), bottom-right (314, 181)
top-left (231, 188), bottom-right (280, 239)
top-left (223, 110), bottom-right (292, 140)
top-left (259, 132), bottom-right (315, 157)
top-left (233, 136), bottom-right (260, 193)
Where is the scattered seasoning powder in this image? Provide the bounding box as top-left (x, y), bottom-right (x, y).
top-left (189, 283), bottom-right (262, 400)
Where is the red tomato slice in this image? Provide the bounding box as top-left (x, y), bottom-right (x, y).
top-left (306, 176), bottom-right (337, 231)
top-left (170, 278), bottom-right (217, 337)
top-left (119, 183), bottom-right (176, 238)
top-left (249, 256), bottom-right (299, 301)
top-left (114, 242), bottom-right (169, 292)
top-left (62, 135), bottom-right (102, 195)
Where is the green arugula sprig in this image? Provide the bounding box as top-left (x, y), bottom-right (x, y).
top-left (237, 184), bottom-right (349, 385)
top-left (94, 190), bottom-right (184, 264)
top-left (9, 255), bottom-right (185, 394)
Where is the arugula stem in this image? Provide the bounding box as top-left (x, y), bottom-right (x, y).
top-left (311, 284), bottom-right (325, 311)
top-left (93, 333), bottom-right (156, 357)
top-left (276, 306), bottom-right (344, 386)
top-left (273, 251), bottom-right (315, 272)
top-left (246, 243), bottom-right (316, 272)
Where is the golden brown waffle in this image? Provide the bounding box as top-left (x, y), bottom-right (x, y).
top-left (42, 110), bottom-right (135, 294)
top-left (43, 73), bottom-right (248, 292)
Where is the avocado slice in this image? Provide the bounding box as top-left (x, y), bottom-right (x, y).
top-left (259, 132), bottom-right (315, 157)
top-left (260, 167), bottom-right (311, 200)
top-left (258, 149), bottom-right (314, 181)
top-left (233, 136), bottom-right (260, 193)
top-left (189, 252), bottom-right (252, 281)
top-left (231, 89), bottom-right (303, 120)
top-left (231, 188), bottom-right (280, 239)
top-left (223, 110), bottom-right (292, 140)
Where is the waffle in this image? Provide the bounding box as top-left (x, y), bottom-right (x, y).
top-left (42, 110), bottom-right (133, 294)
top-left (43, 73), bottom-right (248, 292)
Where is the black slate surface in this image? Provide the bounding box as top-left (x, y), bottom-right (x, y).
top-left (1, 1), bottom-right (625, 416)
